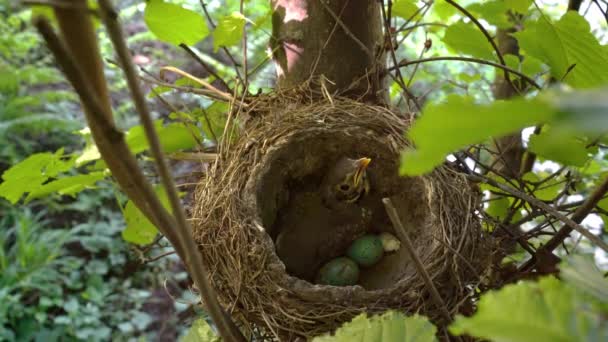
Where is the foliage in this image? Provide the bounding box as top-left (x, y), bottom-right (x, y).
top-left (2, 0), bottom-right (608, 340)
top-left (182, 318), bottom-right (220, 342)
top-left (144, 0), bottom-right (209, 46)
top-left (0, 187), bottom-right (189, 341)
top-left (313, 311), bottom-right (437, 342)
top-left (450, 258), bottom-right (608, 341)
top-left (0, 10), bottom-right (79, 167)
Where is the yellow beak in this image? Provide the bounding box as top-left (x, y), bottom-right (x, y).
top-left (353, 157), bottom-right (371, 187)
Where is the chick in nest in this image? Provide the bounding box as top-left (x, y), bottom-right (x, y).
top-left (275, 157), bottom-right (373, 280)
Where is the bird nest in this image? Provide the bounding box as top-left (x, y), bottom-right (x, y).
top-left (191, 94), bottom-right (490, 340)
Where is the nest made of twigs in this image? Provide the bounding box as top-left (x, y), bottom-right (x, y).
top-left (191, 92), bottom-right (490, 340)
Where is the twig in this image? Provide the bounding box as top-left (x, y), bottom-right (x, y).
top-left (444, 0), bottom-right (518, 93)
top-left (467, 173), bottom-right (608, 253)
top-left (198, 0), bottom-right (244, 84)
top-left (382, 198), bottom-right (452, 323)
top-left (140, 76), bottom-right (242, 104)
top-left (168, 152), bottom-right (217, 162)
top-left (240, 0), bottom-right (248, 88)
top-left (380, 0), bottom-right (421, 111)
top-left (386, 56), bottom-right (541, 89)
top-left (539, 176), bottom-right (608, 253)
top-left (318, 0), bottom-right (374, 59)
top-left (97, 2), bottom-right (245, 341)
top-left (145, 250), bottom-right (177, 264)
top-left (179, 43), bottom-right (232, 92)
top-left (159, 66), bottom-right (235, 102)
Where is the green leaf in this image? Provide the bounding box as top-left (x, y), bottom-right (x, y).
top-left (392, 0), bottom-right (419, 20)
top-left (561, 256), bottom-right (608, 303)
top-left (433, 1), bottom-right (458, 20)
top-left (400, 95), bottom-right (554, 175)
top-left (514, 12), bottom-right (608, 88)
top-left (121, 186), bottom-right (169, 245)
top-left (450, 276), bottom-right (608, 341)
top-left (313, 311), bottom-right (437, 342)
top-left (144, 0), bottom-right (209, 46)
top-left (159, 122), bottom-right (202, 153)
top-left (548, 87), bottom-right (608, 135)
top-left (213, 12), bottom-right (246, 52)
top-left (0, 150), bottom-right (74, 204)
top-left (181, 318), bottom-right (220, 342)
top-left (507, 0), bottom-right (533, 13)
top-left (521, 172), bottom-right (563, 201)
top-left (199, 102), bottom-right (229, 140)
top-left (443, 21), bottom-right (495, 60)
top-left (514, 18), bottom-right (568, 82)
top-left (520, 55), bottom-right (544, 76)
top-left (466, 1), bottom-right (510, 28)
top-left (25, 172), bottom-right (107, 202)
top-left (528, 129), bottom-right (589, 167)
top-left (485, 197), bottom-right (510, 223)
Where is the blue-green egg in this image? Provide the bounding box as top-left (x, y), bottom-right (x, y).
top-left (347, 234), bottom-right (384, 267)
top-left (316, 257), bottom-right (360, 286)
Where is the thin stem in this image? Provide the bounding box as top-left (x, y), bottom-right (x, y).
top-left (541, 176), bottom-right (608, 253)
top-left (387, 56), bottom-right (541, 89)
top-left (381, 0), bottom-right (421, 111)
top-left (444, 0), bottom-right (518, 93)
top-left (179, 43), bottom-right (232, 92)
top-left (383, 198), bottom-right (453, 323)
top-left (467, 173), bottom-right (608, 253)
top-left (240, 0), bottom-right (248, 88)
top-left (198, 0), bottom-right (244, 84)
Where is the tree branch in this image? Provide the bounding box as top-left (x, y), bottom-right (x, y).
top-left (539, 176), bottom-right (608, 253)
top-left (466, 173), bottom-right (608, 254)
top-left (444, 0), bottom-right (518, 93)
top-left (386, 56), bottom-right (541, 90)
top-left (383, 198), bottom-right (453, 323)
top-left (97, 1), bottom-right (245, 340)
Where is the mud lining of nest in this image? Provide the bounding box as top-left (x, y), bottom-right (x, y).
top-left (192, 94), bottom-right (489, 340)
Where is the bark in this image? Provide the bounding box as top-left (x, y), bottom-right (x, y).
top-left (270, 0), bottom-right (386, 102)
top-left (492, 27), bottom-right (524, 178)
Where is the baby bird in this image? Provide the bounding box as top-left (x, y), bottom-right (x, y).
top-left (321, 157), bottom-right (371, 209)
top-left (274, 156), bottom-right (373, 280)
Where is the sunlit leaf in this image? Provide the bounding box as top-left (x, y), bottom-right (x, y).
top-left (528, 129), bottom-right (589, 167)
top-left (182, 318), bottom-right (220, 342)
top-left (25, 172), bottom-right (107, 202)
top-left (0, 150), bottom-right (74, 204)
top-left (213, 12), bottom-right (247, 51)
top-left (466, 1), bottom-right (510, 28)
top-left (433, 1), bottom-right (458, 21)
top-left (401, 95), bottom-right (554, 175)
top-left (159, 122), bottom-right (202, 153)
top-left (144, 0), bottom-right (209, 46)
top-left (450, 277), bottom-right (608, 341)
top-left (507, 0), bottom-right (533, 13)
top-left (121, 186), bottom-right (169, 245)
top-left (486, 197), bottom-right (510, 222)
top-left (392, 0), bottom-right (419, 20)
top-left (313, 311), bottom-right (437, 342)
top-left (199, 102), bottom-right (229, 141)
top-left (443, 21), bottom-right (495, 60)
top-left (521, 172), bottom-right (563, 201)
top-left (514, 12), bottom-right (608, 88)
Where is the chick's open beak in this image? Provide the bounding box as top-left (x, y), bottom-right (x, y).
top-left (353, 157), bottom-right (371, 186)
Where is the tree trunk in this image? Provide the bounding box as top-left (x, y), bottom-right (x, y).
top-left (270, 0), bottom-right (386, 102)
top-left (493, 27), bottom-right (524, 178)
